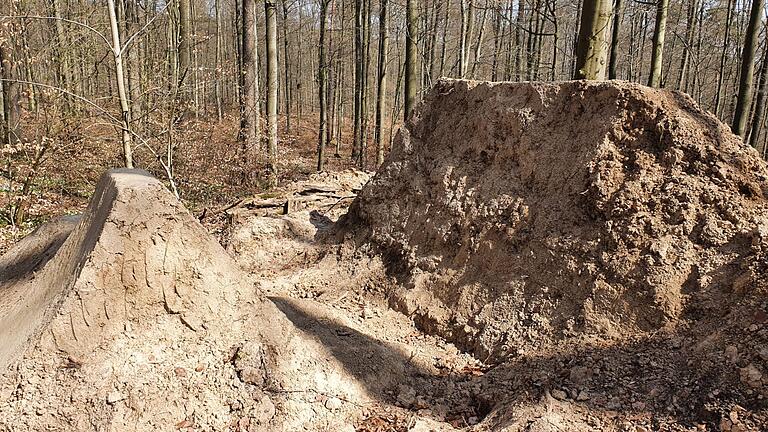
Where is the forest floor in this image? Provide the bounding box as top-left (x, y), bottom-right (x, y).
top-left (0, 113), bottom-right (374, 254)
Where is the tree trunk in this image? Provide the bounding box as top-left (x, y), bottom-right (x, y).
top-left (427, 0), bottom-right (440, 85)
top-left (317, 0), bottom-right (329, 171)
top-left (325, 0), bottom-right (336, 151)
top-left (51, 0), bottom-right (74, 111)
top-left (191, 0), bottom-right (200, 118)
top-left (608, 0), bottom-right (623, 80)
top-left (439, 0), bottom-right (450, 77)
top-left (677, 0), bottom-right (698, 92)
top-left (470, 5), bottom-right (488, 78)
top-left (107, 0), bottom-right (134, 168)
top-left (491, 1), bottom-right (503, 81)
top-left (405, 0), bottom-right (419, 120)
top-left (375, 0), bottom-right (389, 166)
top-left (214, 0), bottom-right (224, 120)
top-left (282, 0), bottom-right (292, 133)
top-left (732, 0), bottom-right (765, 137)
top-left (169, 0), bottom-right (179, 96)
top-left (125, 0), bottom-right (143, 127)
top-left (352, 0), bottom-right (363, 162)
top-left (0, 44), bottom-right (20, 144)
top-left (265, 0), bottom-right (279, 184)
top-left (360, 0), bottom-right (372, 168)
top-left (647, 0), bottom-right (668, 87)
top-left (459, 0), bottom-right (472, 77)
top-left (748, 41), bottom-right (768, 149)
top-left (240, 0), bottom-right (260, 165)
top-left (514, 0), bottom-right (525, 81)
top-left (574, 0), bottom-right (612, 80)
top-left (178, 0), bottom-right (191, 104)
top-left (549, 0), bottom-right (559, 81)
top-left (714, 0), bottom-right (734, 116)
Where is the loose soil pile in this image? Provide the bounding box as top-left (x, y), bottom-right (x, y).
top-left (343, 79), bottom-right (768, 361)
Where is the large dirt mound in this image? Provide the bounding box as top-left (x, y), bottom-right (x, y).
top-left (342, 79), bottom-right (768, 359)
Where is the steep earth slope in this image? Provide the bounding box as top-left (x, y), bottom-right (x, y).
top-left (342, 79), bottom-right (768, 361)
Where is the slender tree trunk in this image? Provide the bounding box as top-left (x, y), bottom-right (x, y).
top-left (749, 42), bottom-right (768, 149)
top-left (514, 0), bottom-right (525, 80)
top-left (532, 0), bottom-right (544, 80)
top-left (333, 0), bottom-right (345, 157)
top-left (427, 0), bottom-right (440, 84)
top-left (265, 0), bottom-right (279, 183)
top-left (352, 0), bottom-right (363, 162)
top-left (169, 0), bottom-right (179, 96)
top-left (405, 0), bottom-right (419, 120)
top-left (732, 0), bottom-right (765, 137)
top-left (107, 0), bottom-right (133, 168)
top-left (214, 0), bottom-right (223, 120)
top-left (20, 35), bottom-right (37, 113)
top-left (0, 44), bottom-right (20, 144)
top-left (360, 0), bottom-right (372, 168)
top-left (178, 0), bottom-right (191, 104)
top-left (690, 0), bottom-right (705, 101)
top-left (126, 0), bottom-right (143, 126)
top-left (51, 0), bottom-right (74, 111)
top-left (574, 0), bottom-right (612, 80)
top-left (608, 0), bottom-right (623, 80)
top-left (318, 0), bottom-right (329, 171)
top-left (571, 0), bottom-right (582, 78)
top-left (295, 7), bottom-right (303, 127)
top-left (714, 0), bottom-right (734, 116)
top-left (325, 0), bottom-right (336, 150)
top-left (439, 0), bottom-right (450, 77)
top-left (459, 0), bottom-right (471, 77)
top-left (549, 0), bottom-right (559, 81)
top-left (240, 0), bottom-right (261, 166)
top-left (470, 5), bottom-right (488, 78)
top-left (491, 1), bottom-right (503, 81)
top-left (647, 0), bottom-right (668, 87)
top-left (677, 0), bottom-right (698, 91)
top-left (375, 0), bottom-right (389, 166)
top-left (282, 0), bottom-right (292, 133)
top-left (504, 0), bottom-right (514, 80)
top-left (525, 2), bottom-right (536, 81)
top-left (191, 0), bottom-right (200, 118)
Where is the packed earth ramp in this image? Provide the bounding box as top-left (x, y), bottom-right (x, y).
top-left (0, 169), bottom-right (286, 430)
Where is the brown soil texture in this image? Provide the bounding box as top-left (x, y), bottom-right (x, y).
top-left (341, 79), bottom-right (768, 363)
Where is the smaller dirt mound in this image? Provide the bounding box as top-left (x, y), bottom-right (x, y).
top-left (0, 170), bottom-right (290, 431)
top-left (342, 79), bottom-right (768, 360)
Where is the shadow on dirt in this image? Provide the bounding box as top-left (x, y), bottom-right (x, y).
top-left (0, 216), bottom-right (79, 286)
top-left (269, 296), bottom-right (767, 430)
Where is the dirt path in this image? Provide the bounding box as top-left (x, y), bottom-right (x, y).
top-left (224, 178), bottom-right (490, 430)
